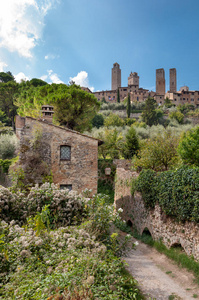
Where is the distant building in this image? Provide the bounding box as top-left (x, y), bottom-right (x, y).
top-left (112, 62), bottom-right (121, 90)
top-left (92, 63), bottom-right (199, 108)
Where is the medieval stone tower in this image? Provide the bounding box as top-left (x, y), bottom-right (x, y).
top-left (169, 68), bottom-right (177, 92)
top-left (156, 68), bottom-right (165, 95)
top-left (128, 72), bottom-right (139, 88)
top-left (112, 62), bottom-right (121, 90)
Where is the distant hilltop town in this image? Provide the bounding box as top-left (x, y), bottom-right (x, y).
top-left (83, 63), bottom-right (199, 108)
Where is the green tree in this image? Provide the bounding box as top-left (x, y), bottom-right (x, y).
top-left (164, 97), bottom-right (173, 108)
top-left (16, 83), bottom-right (100, 132)
top-left (92, 113), bottom-right (104, 128)
top-left (122, 126), bottom-right (140, 159)
top-left (0, 81), bottom-right (19, 128)
top-left (141, 97), bottom-right (158, 126)
top-left (29, 78), bottom-right (48, 87)
top-left (97, 128), bottom-right (123, 159)
top-left (104, 113), bottom-right (125, 127)
top-left (169, 110), bottom-right (184, 124)
top-left (178, 126), bottom-right (199, 166)
top-left (126, 93), bottom-right (131, 118)
top-left (101, 97), bottom-right (107, 104)
top-left (177, 103), bottom-right (195, 115)
top-left (0, 72), bottom-right (15, 83)
top-left (117, 88), bottom-right (120, 103)
top-left (134, 130), bottom-right (179, 171)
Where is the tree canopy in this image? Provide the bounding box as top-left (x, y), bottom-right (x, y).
top-left (0, 81), bottom-right (19, 127)
top-left (0, 72), bottom-right (15, 83)
top-left (122, 126), bottom-right (139, 159)
top-left (15, 83), bottom-right (100, 132)
top-left (142, 97), bottom-right (164, 126)
top-left (134, 130), bottom-right (179, 171)
top-left (178, 126), bottom-right (199, 166)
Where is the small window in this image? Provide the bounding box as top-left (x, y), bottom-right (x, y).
top-left (60, 184), bottom-right (72, 191)
top-left (60, 145), bottom-right (71, 160)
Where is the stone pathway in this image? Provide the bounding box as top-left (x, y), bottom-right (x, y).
top-left (123, 239), bottom-right (199, 300)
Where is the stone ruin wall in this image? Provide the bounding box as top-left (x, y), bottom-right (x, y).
top-left (114, 167), bottom-right (199, 261)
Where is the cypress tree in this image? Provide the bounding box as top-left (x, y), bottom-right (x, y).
top-left (126, 93), bottom-right (131, 118)
top-left (117, 88), bottom-right (120, 103)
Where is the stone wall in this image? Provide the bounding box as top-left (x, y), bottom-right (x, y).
top-left (16, 116), bottom-right (99, 194)
top-left (115, 167), bottom-right (199, 260)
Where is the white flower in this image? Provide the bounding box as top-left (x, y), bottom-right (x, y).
top-left (134, 241), bottom-right (139, 246)
top-left (118, 208), bottom-right (123, 213)
top-left (35, 239), bottom-right (43, 246)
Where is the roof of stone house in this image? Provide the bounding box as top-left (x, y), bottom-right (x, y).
top-left (25, 116), bottom-right (104, 145)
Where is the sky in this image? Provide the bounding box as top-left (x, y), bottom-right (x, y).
top-left (0, 0), bottom-right (199, 92)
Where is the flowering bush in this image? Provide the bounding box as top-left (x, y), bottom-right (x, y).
top-left (0, 184), bottom-right (141, 299)
top-left (0, 183), bottom-right (85, 226)
top-left (0, 219), bottom-right (140, 299)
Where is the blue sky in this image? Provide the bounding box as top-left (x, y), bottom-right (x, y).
top-left (0, 0), bottom-right (199, 92)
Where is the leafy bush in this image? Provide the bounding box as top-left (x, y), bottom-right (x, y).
top-left (0, 158), bottom-right (15, 173)
top-left (0, 183), bottom-right (85, 226)
top-left (178, 126), bottom-right (199, 166)
top-left (0, 134), bottom-right (18, 159)
top-left (122, 126), bottom-right (140, 159)
top-left (91, 113), bottom-right (104, 128)
top-left (100, 102), bottom-right (126, 111)
top-left (133, 130), bottom-right (180, 171)
top-left (0, 193), bottom-right (141, 299)
top-left (0, 220), bottom-right (139, 299)
top-left (104, 113), bottom-right (125, 127)
top-left (133, 166), bottom-right (199, 222)
top-left (169, 110), bottom-right (184, 124)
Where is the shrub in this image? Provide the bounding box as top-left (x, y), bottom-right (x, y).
top-left (0, 134), bottom-right (18, 159)
top-left (104, 113), bottom-right (125, 127)
top-left (133, 130), bottom-right (180, 171)
top-left (122, 126), bottom-right (140, 159)
top-left (0, 219), bottom-right (140, 299)
top-left (0, 183), bottom-right (85, 226)
top-left (169, 110), bottom-right (184, 124)
top-left (178, 126), bottom-right (199, 166)
top-left (133, 166), bottom-right (199, 222)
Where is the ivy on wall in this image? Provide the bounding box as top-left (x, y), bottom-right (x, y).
top-left (132, 166), bottom-right (199, 223)
top-left (0, 159), bottom-right (14, 173)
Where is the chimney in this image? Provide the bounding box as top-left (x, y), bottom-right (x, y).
top-left (41, 105), bottom-right (54, 124)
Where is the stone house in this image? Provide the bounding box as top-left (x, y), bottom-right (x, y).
top-left (15, 106), bottom-right (103, 194)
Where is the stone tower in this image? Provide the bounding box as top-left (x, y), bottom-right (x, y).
top-left (112, 63), bottom-right (121, 90)
top-left (128, 72), bottom-right (139, 88)
top-left (169, 68), bottom-right (177, 92)
top-left (156, 68), bottom-right (165, 95)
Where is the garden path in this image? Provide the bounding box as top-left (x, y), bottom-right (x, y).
top-left (123, 239), bottom-right (199, 300)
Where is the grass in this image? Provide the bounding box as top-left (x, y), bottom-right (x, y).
top-left (133, 231), bottom-right (199, 285)
top-left (97, 179), bottom-right (114, 203)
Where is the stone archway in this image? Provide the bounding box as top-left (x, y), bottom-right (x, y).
top-left (142, 227), bottom-right (152, 237)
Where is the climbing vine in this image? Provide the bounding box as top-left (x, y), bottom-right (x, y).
top-left (132, 166), bottom-right (199, 223)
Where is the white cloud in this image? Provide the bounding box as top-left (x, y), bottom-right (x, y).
top-left (45, 53), bottom-right (59, 60)
top-left (40, 74), bottom-right (48, 81)
top-left (0, 62), bottom-right (8, 72)
top-left (49, 73), bottom-right (63, 84)
top-left (0, 0), bottom-right (59, 58)
top-left (15, 72), bottom-right (29, 83)
top-left (69, 71), bottom-right (94, 92)
top-left (40, 69), bottom-right (63, 84)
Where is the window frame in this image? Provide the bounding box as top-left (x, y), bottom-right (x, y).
top-left (60, 145), bottom-right (71, 161)
top-left (60, 184), bottom-right (72, 191)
